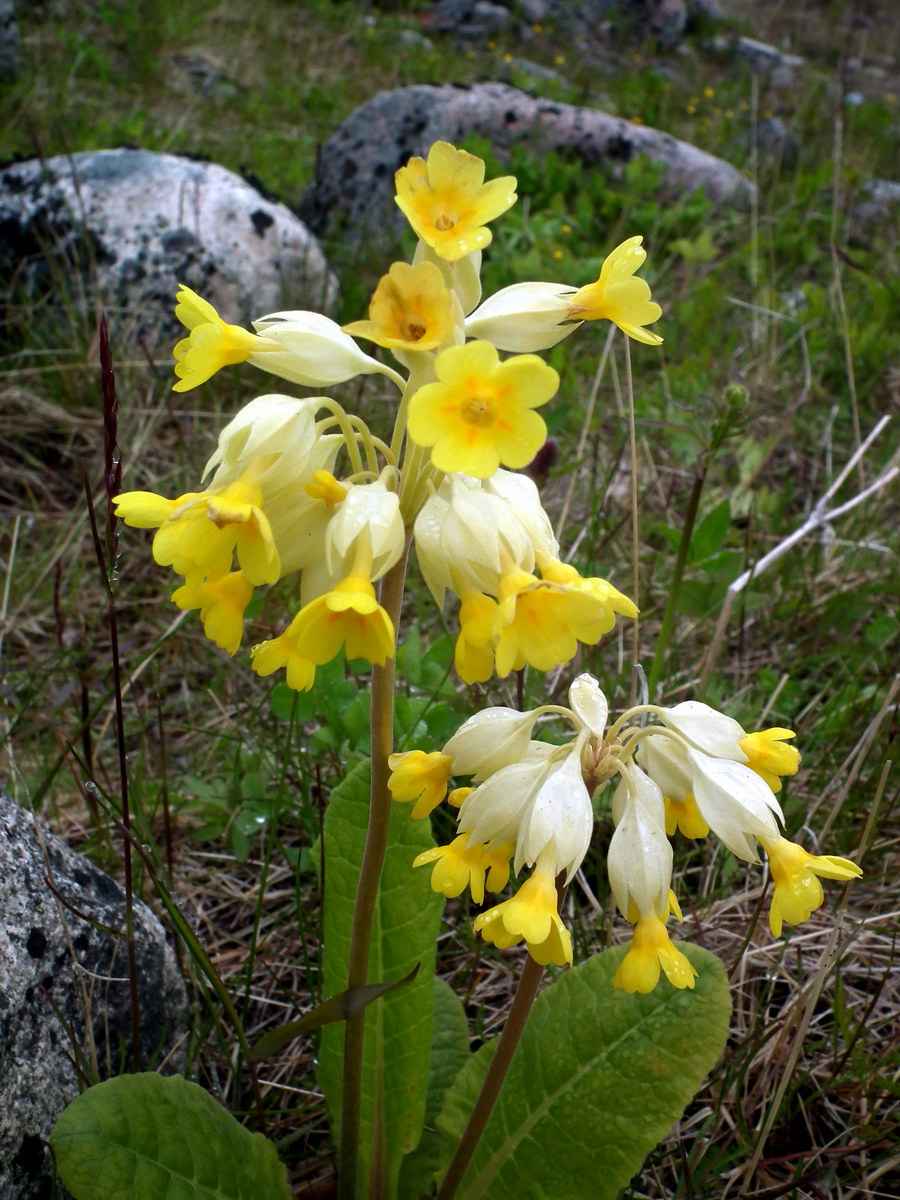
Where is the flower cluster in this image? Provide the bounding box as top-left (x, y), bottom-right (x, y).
top-left (390, 675), bottom-right (861, 989)
top-left (114, 142), bottom-right (662, 689)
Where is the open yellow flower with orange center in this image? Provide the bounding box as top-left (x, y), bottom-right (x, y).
top-left (395, 141), bottom-right (517, 262)
top-left (343, 261), bottom-right (456, 351)
top-left (407, 340), bottom-right (559, 478)
top-left (567, 236), bottom-right (663, 345)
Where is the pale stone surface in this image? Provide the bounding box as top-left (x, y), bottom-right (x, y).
top-left (0, 790), bottom-right (188, 1200)
top-left (0, 149), bottom-right (338, 346)
top-left (300, 82), bottom-right (755, 240)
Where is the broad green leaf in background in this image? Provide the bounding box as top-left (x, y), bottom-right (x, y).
top-left (50, 1072), bottom-right (290, 1200)
top-left (398, 976), bottom-right (472, 1199)
top-left (688, 498), bottom-right (731, 563)
top-left (318, 759), bottom-right (444, 1197)
top-left (436, 943), bottom-right (731, 1200)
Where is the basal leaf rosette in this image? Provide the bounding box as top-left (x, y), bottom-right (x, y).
top-left (395, 141), bottom-right (517, 262)
top-left (407, 340), bottom-right (559, 478)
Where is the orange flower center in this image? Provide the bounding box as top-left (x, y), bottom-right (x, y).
top-left (464, 394), bottom-right (494, 426)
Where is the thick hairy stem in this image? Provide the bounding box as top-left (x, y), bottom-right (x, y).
top-left (338, 539), bottom-right (411, 1200)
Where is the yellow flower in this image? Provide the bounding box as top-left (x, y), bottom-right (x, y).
top-left (407, 340), bottom-right (559, 478)
top-left (491, 569), bottom-right (610, 677)
top-left (413, 834), bottom-right (514, 903)
top-left (115, 481), bottom-right (280, 586)
top-left (388, 750), bottom-right (454, 818)
top-left (342, 261), bottom-right (456, 351)
top-left (538, 558), bottom-right (638, 635)
top-left (170, 569), bottom-right (254, 655)
top-left (613, 913), bottom-right (698, 993)
top-left (474, 867), bottom-right (572, 966)
top-left (250, 631), bottom-right (317, 692)
top-left (739, 728), bottom-right (801, 793)
top-left (567, 236), bottom-right (663, 345)
top-left (172, 285), bottom-right (277, 392)
top-left (760, 836), bottom-right (862, 937)
top-left (454, 591), bottom-right (498, 684)
top-left (663, 791), bottom-right (710, 839)
top-left (394, 141), bottom-right (517, 262)
top-left (251, 573), bottom-right (394, 689)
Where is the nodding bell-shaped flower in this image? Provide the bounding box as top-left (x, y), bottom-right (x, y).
top-left (608, 762), bottom-right (673, 922)
top-left (250, 310), bottom-right (405, 389)
top-left (760, 836), bottom-right (862, 937)
top-left (637, 732), bottom-right (784, 862)
top-left (464, 282), bottom-right (581, 352)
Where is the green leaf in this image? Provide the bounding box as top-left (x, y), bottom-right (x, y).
top-left (437, 943), bottom-right (731, 1200)
top-left (318, 760), bottom-right (444, 1197)
top-left (50, 1073), bottom-right (290, 1200)
top-left (398, 977), bottom-right (471, 1199)
top-left (689, 498), bottom-right (731, 562)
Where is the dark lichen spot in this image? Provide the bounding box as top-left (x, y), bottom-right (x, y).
top-left (160, 227), bottom-right (198, 254)
top-left (250, 208), bottom-right (274, 237)
top-left (26, 928), bottom-right (47, 959)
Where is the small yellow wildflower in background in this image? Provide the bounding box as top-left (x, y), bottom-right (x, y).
top-left (407, 340), bottom-right (558, 477)
top-left (394, 141), bottom-right (517, 261)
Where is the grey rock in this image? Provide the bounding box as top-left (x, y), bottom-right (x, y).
top-left (847, 178), bottom-right (900, 246)
top-left (300, 82), bottom-right (755, 241)
top-left (428, 0), bottom-right (517, 39)
top-left (723, 35), bottom-right (805, 87)
top-left (0, 790), bottom-right (189, 1200)
top-left (0, 149), bottom-right (339, 347)
top-left (743, 116), bottom-right (801, 171)
top-left (0, 0), bottom-right (18, 82)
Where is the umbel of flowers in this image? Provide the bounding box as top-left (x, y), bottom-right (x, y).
top-left (114, 141), bottom-right (658, 688)
top-left (390, 675), bottom-right (862, 990)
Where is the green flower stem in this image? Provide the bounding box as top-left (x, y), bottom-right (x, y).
top-left (339, 537), bottom-right (412, 1200)
top-left (435, 954), bottom-right (545, 1200)
top-left (646, 459), bottom-right (707, 701)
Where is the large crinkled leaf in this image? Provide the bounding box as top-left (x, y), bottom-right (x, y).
top-left (318, 759), bottom-right (444, 1196)
top-left (50, 1073), bottom-right (290, 1200)
top-left (398, 976), bottom-right (471, 1199)
top-left (437, 942), bottom-right (731, 1200)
